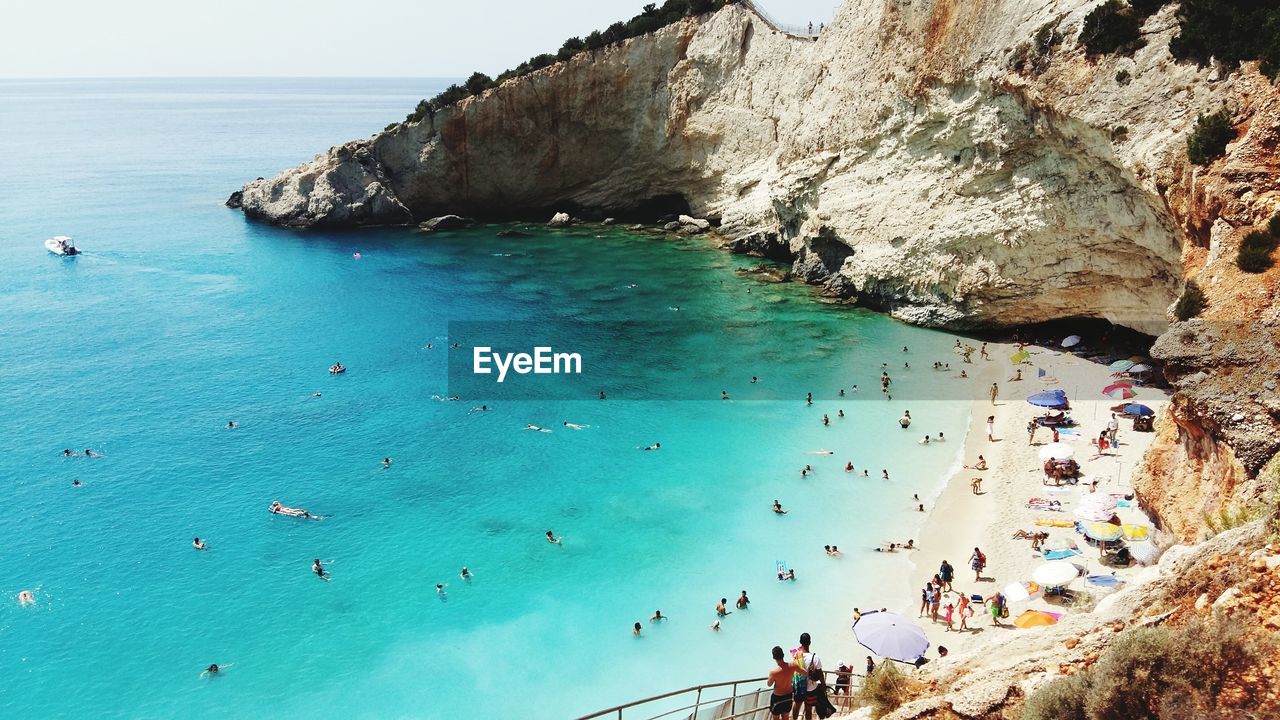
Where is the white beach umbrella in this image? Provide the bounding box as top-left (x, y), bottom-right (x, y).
top-left (1032, 562), bottom-right (1080, 588)
top-left (1038, 443), bottom-right (1074, 461)
top-left (1061, 335), bottom-right (1082, 348)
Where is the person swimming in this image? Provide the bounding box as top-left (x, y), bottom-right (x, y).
top-left (920, 435), bottom-right (931, 444)
top-left (83, 449), bottom-right (103, 458)
top-left (736, 591), bottom-right (750, 609)
top-left (382, 457), bottom-right (392, 468)
top-left (641, 442), bottom-right (660, 451)
top-left (750, 376), bottom-right (759, 383)
top-left (721, 390), bottom-right (730, 400)
top-left (937, 432), bottom-right (946, 441)
top-left (460, 566), bottom-right (473, 580)
top-left (772, 500), bottom-right (787, 515)
top-left (329, 362), bottom-right (345, 374)
top-left (312, 559), bottom-right (329, 580)
top-left (545, 530), bottom-right (561, 544)
top-left (436, 583), bottom-right (447, 595)
top-left (17, 590), bottom-right (35, 607)
top-left (199, 663), bottom-right (230, 679)
top-left (785, 569), bottom-right (796, 581)
top-left (71, 479), bottom-right (82, 487)
top-left (269, 501), bottom-right (319, 519)
top-left (710, 620), bottom-right (721, 632)
top-left (192, 537), bottom-right (206, 550)
top-left (469, 405), bottom-right (489, 413)
top-left (525, 424), bottom-right (551, 432)
top-left (716, 598), bottom-right (730, 617)
top-left (226, 421), bottom-right (237, 429)
top-left (651, 610), bottom-right (665, 621)
top-left (634, 622), bottom-right (643, 636)
top-left (62, 448), bottom-right (74, 457)
top-left (563, 421), bottom-right (587, 429)
top-left (899, 411), bottom-right (911, 428)
top-left (844, 461), bottom-right (854, 472)
top-left (310, 392), bottom-right (322, 398)
top-left (882, 469), bottom-right (890, 480)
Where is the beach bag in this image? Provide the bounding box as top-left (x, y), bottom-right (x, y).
top-left (1000, 606), bottom-right (1010, 618)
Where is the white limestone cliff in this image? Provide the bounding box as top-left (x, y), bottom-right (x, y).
top-left (237, 0), bottom-right (1238, 334)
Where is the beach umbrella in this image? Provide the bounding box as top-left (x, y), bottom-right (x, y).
top-left (1013, 610), bottom-right (1060, 628)
top-left (1108, 359), bottom-right (1136, 372)
top-left (1129, 363), bottom-right (1153, 373)
top-left (1074, 494), bottom-right (1118, 522)
top-left (1002, 581), bottom-right (1042, 603)
top-left (853, 611), bottom-right (929, 662)
top-left (1102, 383), bottom-right (1137, 399)
top-left (1061, 335), bottom-right (1082, 348)
top-left (1122, 524), bottom-right (1150, 541)
top-left (1032, 562), bottom-right (1080, 588)
top-left (1124, 404), bottom-right (1154, 417)
top-left (1038, 443), bottom-right (1075, 461)
top-left (1010, 349), bottom-right (1031, 365)
top-left (1128, 541), bottom-right (1159, 565)
top-left (1027, 390), bottom-right (1069, 408)
top-left (1083, 521), bottom-right (1124, 542)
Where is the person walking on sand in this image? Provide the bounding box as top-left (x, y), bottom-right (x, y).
top-left (980, 343), bottom-right (990, 360)
top-left (766, 645), bottom-right (794, 720)
top-left (986, 416), bottom-right (995, 441)
top-left (990, 382), bottom-right (999, 405)
top-left (944, 602), bottom-right (954, 630)
top-left (1027, 419), bottom-right (1037, 444)
top-left (969, 547), bottom-right (986, 581)
top-left (957, 593), bottom-right (971, 631)
top-left (1107, 413), bottom-right (1119, 444)
top-left (939, 560), bottom-right (954, 592)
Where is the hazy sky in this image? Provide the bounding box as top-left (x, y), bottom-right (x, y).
top-left (2, 0), bottom-right (841, 78)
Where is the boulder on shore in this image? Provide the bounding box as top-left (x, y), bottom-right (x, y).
top-left (224, 190), bottom-right (243, 209)
top-left (418, 215), bottom-right (472, 232)
top-left (548, 212), bottom-right (572, 227)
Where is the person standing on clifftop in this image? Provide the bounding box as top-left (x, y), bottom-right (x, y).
top-left (808, 21), bottom-right (813, 33)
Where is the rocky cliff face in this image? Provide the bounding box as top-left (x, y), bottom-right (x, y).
top-left (237, 0), bottom-right (1238, 335)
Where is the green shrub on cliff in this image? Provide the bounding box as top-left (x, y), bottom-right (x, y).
top-left (1269, 213), bottom-right (1280, 237)
top-left (1237, 229), bottom-right (1278, 273)
top-left (1173, 282), bottom-right (1206, 319)
top-left (1080, 0), bottom-right (1145, 55)
top-left (860, 662), bottom-right (912, 717)
top-left (1171, 0), bottom-right (1280, 79)
top-left (1023, 617), bottom-right (1276, 720)
top-left (1187, 108), bottom-right (1234, 165)
top-left (404, 0), bottom-right (728, 122)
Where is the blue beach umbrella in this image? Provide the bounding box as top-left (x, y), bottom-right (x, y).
top-left (853, 611), bottom-right (929, 662)
top-left (1108, 359), bottom-right (1136, 372)
top-left (1027, 390), bottom-right (1069, 408)
top-left (1124, 404), bottom-right (1154, 416)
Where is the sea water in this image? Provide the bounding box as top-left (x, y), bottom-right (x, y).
top-left (0, 79), bottom-right (970, 718)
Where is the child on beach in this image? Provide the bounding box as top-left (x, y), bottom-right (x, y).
top-left (944, 602), bottom-right (954, 630)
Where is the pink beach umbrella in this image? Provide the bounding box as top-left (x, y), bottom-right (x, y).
top-left (1102, 383), bottom-right (1136, 399)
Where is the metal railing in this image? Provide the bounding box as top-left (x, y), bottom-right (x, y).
top-left (738, 0), bottom-right (822, 37)
top-left (576, 670), bottom-right (864, 720)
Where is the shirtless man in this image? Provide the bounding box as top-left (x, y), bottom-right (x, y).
top-left (766, 646), bottom-right (794, 720)
top-left (736, 590), bottom-right (750, 609)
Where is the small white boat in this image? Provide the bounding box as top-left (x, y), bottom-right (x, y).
top-left (329, 363), bottom-right (346, 375)
top-left (45, 236), bottom-right (80, 256)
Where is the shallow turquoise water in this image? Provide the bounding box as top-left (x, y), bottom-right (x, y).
top-left (0, 80), bottom-right (970, 718)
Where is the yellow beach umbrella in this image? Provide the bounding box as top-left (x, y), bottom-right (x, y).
top-left (1122, 524), bottom-right (1150, 541)
top-left (1013, 610), bottom-right (1060, 628)
top-left (1010, 349), bottom-right (1031, 365)
top-left (1084, 522), bottom-right (1124, 542)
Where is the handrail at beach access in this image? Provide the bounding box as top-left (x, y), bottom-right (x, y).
top-left (738, 0), bottom-right (819, 37)
top-left (575, 670), bottom-right (863, 720)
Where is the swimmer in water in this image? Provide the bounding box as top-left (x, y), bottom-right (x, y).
top-left (721, 390), bottom-right (730, 400)
top-left (83, 449), bottom-right (103, 458)
top-left (460, 566), bottom-right (473, 580)
top-left (311, 392), bottom-right (322, 398)
top-left (382, 457), bottom-right (392, 468)
top-left (937, 432), bottom-right (945, 441)
top-left (710, 620), bottom-right (721, 632)
top-left (525, 424), bottom-right (551, 432)
top-left (546, 530), bottom-right (561, 544)
top-left (837, 409), bottom-right (844, 418)
top-left (844, 462), bottom-right (854, 472)
top-left (785, 569), bottom-right (796, 581)
top-left (469, 405), bottom-right (489, 413)
top-left (862, 469), bottom-right (869, 478)
top-left (736, 591), bottom-right (750, 609)
top-left (599, 391), bottom-right (606, 400)
top-left (641, 442), bottom-right (660, 451)
top-left (199, 663), bottom-right (230, 679)
top-left (62, 448), bottom-right (75, 457)
top-left (716, 598), bottom-right (730, 617)
top-left (312, 559), bottom-right (330, 581)
top-left (563, 421), bottom-right (587, 430)
top-left (882, 469), bottom-right (890, 480)
top-left (17, 590), bottom-right (35, 606)
top-left (772, 500), bottom-right (787, 515)
top-left (226, 421), bottom-right (236, 429)
top-left (651, 610), bottom-right (665, 621)
top-left (192, 537), bottom-right (207, 550)
top-left (920, 435), bottom-right (931, 444)
top-left (634, 622), bottom-right (643, 636)
top-left (436, 583), bottom-right (447, 595)
top-left (71, 479), bottom-right (82, 487)
top-left (751, 376), bottom-right (759, 383)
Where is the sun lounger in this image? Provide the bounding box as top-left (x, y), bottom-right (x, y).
top-left (1042, 548), bottom-right (1082, 560)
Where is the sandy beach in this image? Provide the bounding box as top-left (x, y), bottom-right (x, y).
top-left (874, 339), bottom-right (1169, 658)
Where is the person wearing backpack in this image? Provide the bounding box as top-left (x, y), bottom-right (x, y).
top-left (791, 632), bottom-right (823, 720)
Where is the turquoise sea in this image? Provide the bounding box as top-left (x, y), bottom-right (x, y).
top-left (0, 79), bottom-right (970, 718)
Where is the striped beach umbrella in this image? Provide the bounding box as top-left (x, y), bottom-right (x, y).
top-left (1084, 522), bottom-right (1124, 542)
top-left (1102, 383), bottom-right (1137, 399)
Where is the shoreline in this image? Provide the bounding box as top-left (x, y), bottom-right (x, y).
top-left (879, 338), bottom-right (1168, 659)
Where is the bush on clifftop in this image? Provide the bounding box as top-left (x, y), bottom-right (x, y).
top-left (404, 0), bottom-right (729, 123)
top-left (1186, 108), bottom-right (1234, 165)
top-left (1080, 0), bottom-right (1146, 55)
top-left (1171, 0), bottom-right (1280, 79)
top-left (1022, 617), bottom-right (1276, 720)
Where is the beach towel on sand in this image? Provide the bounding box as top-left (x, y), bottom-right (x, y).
top-left (1042, 548), bottom-right (1082, 560)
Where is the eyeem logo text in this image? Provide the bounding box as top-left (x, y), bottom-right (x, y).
top-left (472, 346), bottom-right (583, 383)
